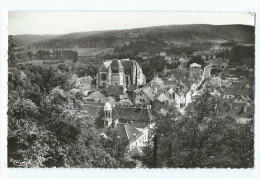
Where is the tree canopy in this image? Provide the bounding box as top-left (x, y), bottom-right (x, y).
top-left (138, 90), bottom-right (254, 168)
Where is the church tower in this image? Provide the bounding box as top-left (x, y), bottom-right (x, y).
top-left (103, 102), bottom-right (113, 127)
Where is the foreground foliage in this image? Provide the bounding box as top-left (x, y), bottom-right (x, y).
top-left (138, 90), bottom-right (254, 168)
top-left (8, 64), bottom-right (132, 168)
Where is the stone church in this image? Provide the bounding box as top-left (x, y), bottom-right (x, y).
top-left (96, 59), bottom-right (146, 88)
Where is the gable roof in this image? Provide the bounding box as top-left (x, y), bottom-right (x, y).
top-left (150, 76), bottom-right (164, 86)
top-left (114, 106), bottom-right (153, 122)
top-left (110, 59), bottom-right (124, 69)
top-left (86, 91), bottom-right (105, 102)
top-left (139, 87), bottom-right (156, 100)
top-left (116, 123), bottom-right (143, 143)
top-left (154, 93), bottom-right (172, 103)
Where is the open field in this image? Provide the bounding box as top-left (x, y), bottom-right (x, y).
top-left (14, 47), bottom-right (114, 57)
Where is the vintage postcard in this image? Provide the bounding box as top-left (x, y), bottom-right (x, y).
top-left (5, 11), bottom-right (255, 170)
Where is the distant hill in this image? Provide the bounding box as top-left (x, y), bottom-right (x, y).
top-left (12, 34), bottom-right (59, 46)
top-left (12, 24), bottom-right (255, 48)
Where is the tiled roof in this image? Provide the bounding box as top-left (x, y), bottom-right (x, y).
top-left (86, 91), bottom-right (105, 102)
top-left (106, 85), bottom-right (124, 97)
top-left (114, 106), bottom-right (153, 122)
top-left (150, 76), bottom-right (164, 86)
top-left (116, 123), bottom-right (143, 143)
top-left (154, 93), bottom-right (172, 103)
top-left (140, 87), bottom-right (156, 100)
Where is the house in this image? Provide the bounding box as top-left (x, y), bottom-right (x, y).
top-left (116, 123), bottom-right (149, 154)
top-left (149, 76), bottom-right (164, 93)
top-left (151, 93), bottom-right (174, 111)
top-left (134, 87), bottom-right (156, 105)
top-left (86, 91), bottom-right (106, 102)
top-left (164, 85), bottom-right (186, 109)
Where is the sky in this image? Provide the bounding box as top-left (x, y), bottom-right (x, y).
top-left (8, 12), bottom-right (255, 35)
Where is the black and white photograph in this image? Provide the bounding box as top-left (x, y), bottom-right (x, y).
top-left (6, 11), bottom-right (255, 169)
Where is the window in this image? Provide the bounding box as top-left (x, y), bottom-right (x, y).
top-left (112, 69), bottom-right (118, 74)
top-left (101, 73), bottom-right (107, 80)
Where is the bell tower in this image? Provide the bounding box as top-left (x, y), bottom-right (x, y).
top-left (103, 102), bottom-right (113, 127)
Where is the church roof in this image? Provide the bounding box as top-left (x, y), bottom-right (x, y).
top-left (110, 59), bottom-right (124, 69)
top-left (120, 59), bottom-right (133, 71)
